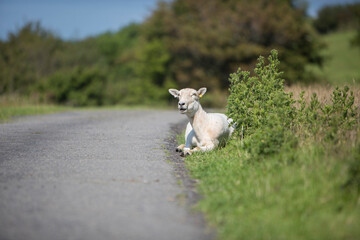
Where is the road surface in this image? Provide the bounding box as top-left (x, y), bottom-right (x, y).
top-left (0, 109), bottom-right (212, 240)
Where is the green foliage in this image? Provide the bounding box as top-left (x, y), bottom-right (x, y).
top-left (0, 22), bottom-right (64, 94)
top-left (243, 117), bottom-right (298, 157)
top-left (185, 50), bottom-right (360, 240)
top-left (144, 0), bottom-right (324, 88)
top-left (39, 67), bottom-right (107, 106)
top-left (227, 50), bottom-right (359, 157)
top-left (186, 142), bottom-right (360, 240)
top-left (136, 39), bottom-right (170, 86)
top-left (5, 0), bottom-right (360, 107)
top-left (227, 50), bottom-right (295, 134)
top-left (96, 23), bottom-right (140, 66)
top-left (227, 50), bottom-right (297, 157)
top-left (0, 22), bottom-right (172, 106)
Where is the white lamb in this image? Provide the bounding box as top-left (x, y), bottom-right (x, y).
top-left (169, 87), bottom-right (234, 156)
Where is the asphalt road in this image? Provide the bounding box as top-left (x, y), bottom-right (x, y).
top-left (0, 109), bottom-right (211, 240)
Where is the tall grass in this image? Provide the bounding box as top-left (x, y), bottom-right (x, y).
top-left (286, 84), bottom-right (360, 110)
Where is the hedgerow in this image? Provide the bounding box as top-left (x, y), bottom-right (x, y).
top-left (185, 50), bottom-right (360, 240)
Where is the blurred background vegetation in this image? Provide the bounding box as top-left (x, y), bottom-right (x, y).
top-left (1, 0), bottom-right (360, 108)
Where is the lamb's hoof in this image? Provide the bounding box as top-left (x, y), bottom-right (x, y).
top-left (180, 151), bottom-right (191, 157)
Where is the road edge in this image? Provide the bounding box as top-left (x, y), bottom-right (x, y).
top-left (164, 120), bottom-right (216, 240)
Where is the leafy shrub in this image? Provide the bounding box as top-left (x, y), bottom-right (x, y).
top-left (227, 50), bottom-right (295, 135)
top-left (227, 50), bottom-right (359, 159)
top-left (227, 50), bottom-right (297, 157)
top-left (39, 67), bottom-right (107, 106)
top-left (0, 22), bottom-right (64, 94)
top-left (243, 115), bottom-right (298, 157)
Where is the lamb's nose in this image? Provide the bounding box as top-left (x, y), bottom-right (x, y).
top-left (179, 102), bottom-right (185, 106)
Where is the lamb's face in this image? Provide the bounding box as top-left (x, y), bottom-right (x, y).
top-left (168, 87), bottom-right (207, 115)
top-left (177, 88), bottom-right (200, 114)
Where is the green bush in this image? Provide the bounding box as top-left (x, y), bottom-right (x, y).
top-left (227, 50), bottom-right (359, 157)
top-left (39, 67), bottom-right (107, 106)
top-left (227, 50), bottom-right (295, 135)
top-left (243, 114), bottom-right (298, 157)
top-left (227, 50), bottom-right (297, 157)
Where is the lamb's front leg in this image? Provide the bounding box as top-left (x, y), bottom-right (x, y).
top-left (176, 144), bottom-right (185, 152)
top-left (179, 128), bottom-right (199, 156)
top-left (176, 124), bottom-right (194, 153)
top-left (180, 147), bottom-right (200, 157)
top-left (181, 141), bottom-right (216, 157)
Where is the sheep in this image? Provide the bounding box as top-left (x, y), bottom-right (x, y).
top-left (169, 87), bottom-right (234, 156)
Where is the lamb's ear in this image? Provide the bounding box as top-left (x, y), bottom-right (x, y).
top-left (168, 89), bottom-right (180, 98)
top-left (197, 87), bottom-right (207, 98)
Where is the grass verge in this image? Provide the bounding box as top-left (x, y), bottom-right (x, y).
top-left (184, 139), bottom-right (360, 240)
top-left (182, 50), bottom-right (360, 240)
top-left (0, 105), bottom-right (71, 122)
top-left (0, 95), bottom-right (71, 122)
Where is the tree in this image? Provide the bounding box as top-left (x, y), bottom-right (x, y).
top-left (143, 0), bottom-right (324, 90)
top-left (0, 22), bottom-right (63, 94)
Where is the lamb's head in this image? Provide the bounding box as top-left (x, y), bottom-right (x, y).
top-left (168, 87), bottom-right (207, 115)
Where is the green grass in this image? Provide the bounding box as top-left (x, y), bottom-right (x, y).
top-left (184, 140), bottom-right (360, 240)
top-left (308, 30), bottom-right (360, 85)
top-left (182, 49), bottom-right (360, 240)
top-left (0, 95), bottom-right (72, 122)
top-left (0, 104), bottom-right (71, 122)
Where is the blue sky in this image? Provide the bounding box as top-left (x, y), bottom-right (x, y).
top-left (1, 0), bottom-right (360, 41)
